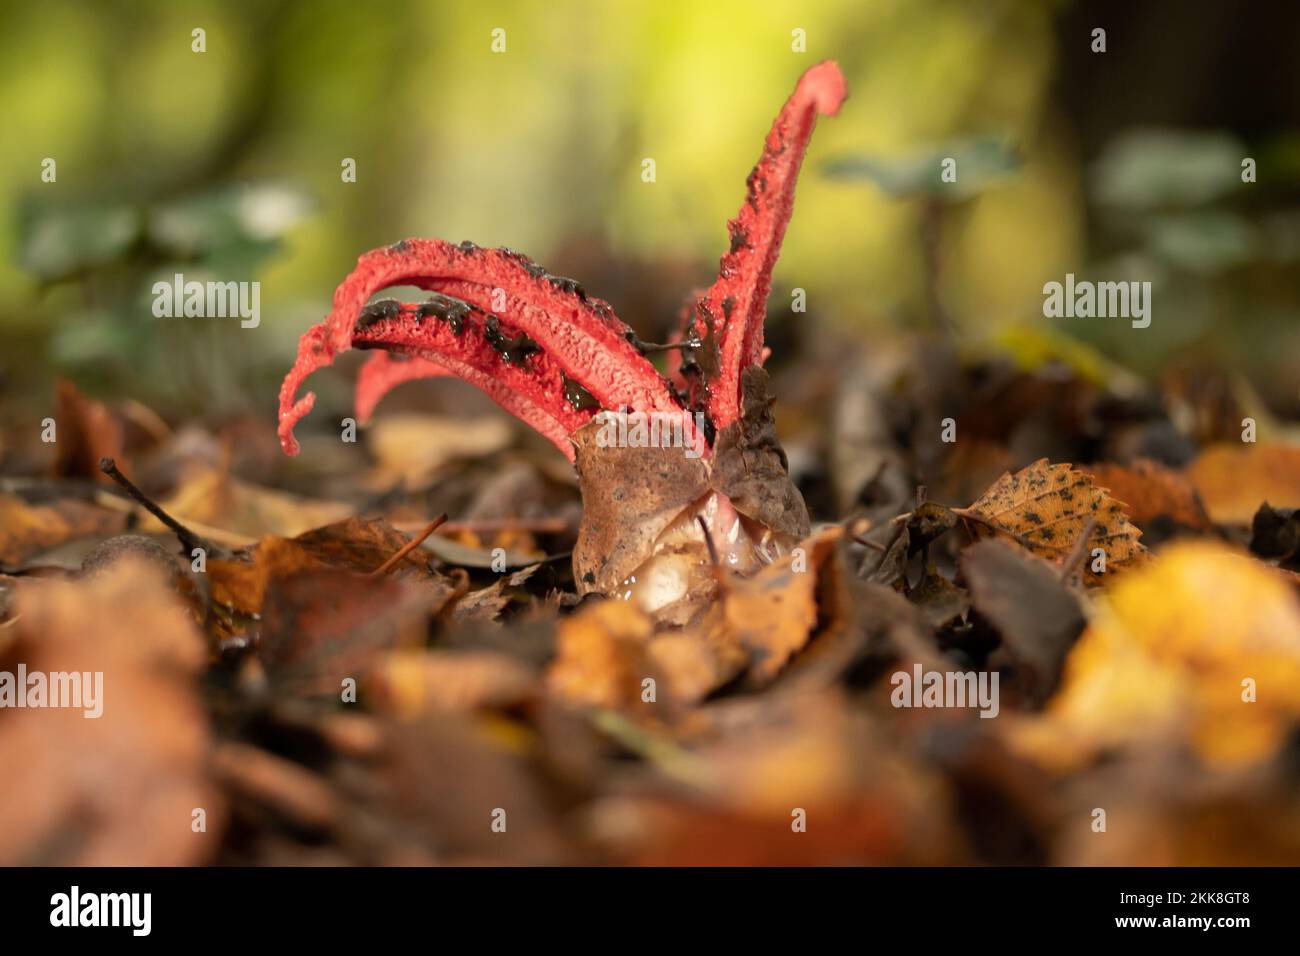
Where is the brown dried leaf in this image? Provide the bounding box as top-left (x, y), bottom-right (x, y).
top-left (961, 538), bottom-right (1086, 705)
top-left (907, 570), bottom-right (968, 628)
top-left (146, 462), bottom-right (351, 540)
top-left (209, 517), bottom-right (448, 617)
top-left (447, 565), bottom-right (540, 627)
top-left (1011, 542), bottom-right (1300, 770)
top-left (647, 605), bottom-right (747, 705)
top-left (53, 378), bottom-right (127, 482)
top-left (208, 536), bottom-right (324, 615)
top-left (546, 600), bottom-right (656, 711)
top-left (292, 515), bottom-right (440, 578)
top-left (0, 560), bottom-right (220, 864)
top-left (0, 493), bottom-right (125, 568)
top-left (955, 458), bottom-right (1145, 583)
top-left (258, 568), bottom-right (445, 695)
top-left (367, 413), bottom-right (513, 488)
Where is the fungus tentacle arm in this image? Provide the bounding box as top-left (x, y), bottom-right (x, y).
top-left (692, 60), bottom-right (847, 429)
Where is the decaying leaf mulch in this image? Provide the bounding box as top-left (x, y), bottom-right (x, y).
top-left (3, 342), bottom-right (1300, 866)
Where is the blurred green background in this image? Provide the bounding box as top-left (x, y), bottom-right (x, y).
top-left (2, 0), bottom-right (1298, 419)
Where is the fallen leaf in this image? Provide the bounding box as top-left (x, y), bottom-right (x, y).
top-left (447, 565), bottom-right (540, 626)
top-left (955, 458), bottom-right (1145, 583)
top-left (1010, 542), bottom-right (1300, 769)
top-left (0, 492), bottom-right (125, 568)
top-left (367, 649), bottom-right (538, 716)
top-left (292, 515), bottom-right (441, 578)
top-left (53, 378), bottom-right (127, 482)
top-left (1084, 458), bottom-right (1212, 536)
top-left (0, 560), bottom-right (220, 864)
top-left (961, 539), bottom-right (1086, 705)
top-left (1187, 443), bottom-right (1300, 524)
top-left (367, 413), bottom-right (514, 488)
top-left (146, 462), bottom-right (351, 540)
top-left (258, 568), bottom-right (445, 695)
top-left (208, 536), bottom-right (325, 615)
top-left (208, 516), bottom-right (448, 617)
top-left (648, 605), bottom-right (747, 704)
top-left (546, 600), bottom-right (656, 712)
top-left (724, 526), bottom-right (842, 685)
top-left (907, 569), bottom-right (968, 629)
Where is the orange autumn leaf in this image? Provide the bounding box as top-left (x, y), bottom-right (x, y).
top-left (1084, 458), bottom-right (1212, 533)
top-left (546, 600), bottom-right (656, 712)
top-left (1186, 443), bottom-right (1300, 524)
top-left (723, 526), bottom-right (843, 684)
top-left (546, 598), bottom-right (746, 711)
top-left (0, 493), bottom-right (126, 568)
top-left (368, 650), bottom-right (537, 717)
top-left (954, 459), bottom-right (1145, 583)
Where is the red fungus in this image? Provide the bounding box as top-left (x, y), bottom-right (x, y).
top-left (354, 351), bottom-right (450, 426)
top-left (685, 59), bottom-right (847, 430)
top-left (348, 297), bottom-right (594, 458)
top-left (276, 61), bottom-right (845, 469)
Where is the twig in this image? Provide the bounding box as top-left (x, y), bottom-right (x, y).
top-left (396, 517), bottom-right (570, 535)
top-left (1059, 517), bottom-right (1098, 583)
top-left (93, 491), bottom-right (255, 550)
top-left (852, 534), bottom-right (887, 553)
top-left (370, 514), bottom-right (447, 577)
top-left (98, 457), bottom-right (221, 557)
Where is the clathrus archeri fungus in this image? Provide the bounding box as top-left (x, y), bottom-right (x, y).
top-left (277, 61), bottom-right (847, 618)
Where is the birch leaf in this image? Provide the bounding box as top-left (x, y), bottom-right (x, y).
top-left (955, 459), bottom-right (1145, 583)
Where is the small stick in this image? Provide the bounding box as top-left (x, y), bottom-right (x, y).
top-left (1059, 517), bottom-right (1098, 582)
top-left (94, 490), bottom-right (254, 549)
top-left (98, 457), bottom-right (217, 557)
top-left (370, 514), bottom-right (447, 577)
top-left (852, 534), bottom-right (887, 553)
top-left (397, 517), bottom-right (570, 535)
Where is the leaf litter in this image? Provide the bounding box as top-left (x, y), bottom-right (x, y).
top-left (3, 63), bottom-right (1300, 866)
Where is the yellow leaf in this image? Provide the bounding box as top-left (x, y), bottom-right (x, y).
top-left (1011, 542), bottom-right (1300, 769)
